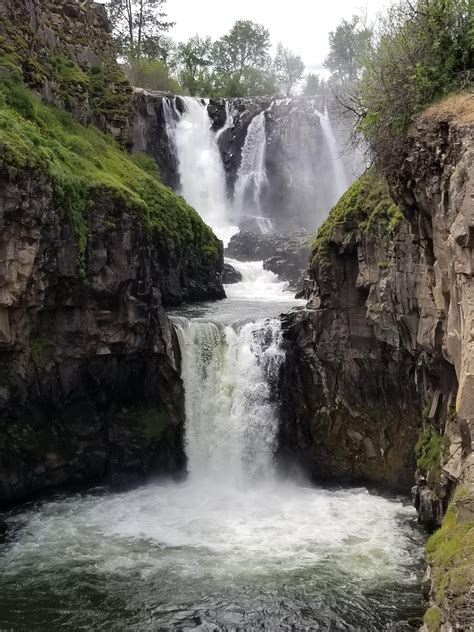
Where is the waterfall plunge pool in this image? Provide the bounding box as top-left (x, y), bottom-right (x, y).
top-left (0, 261), bottom-right (425, 631)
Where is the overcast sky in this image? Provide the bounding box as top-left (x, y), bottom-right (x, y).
top-left (165, 0), bottom-right (392, 74)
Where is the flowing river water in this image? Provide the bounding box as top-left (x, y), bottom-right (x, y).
top-left (0, 99), bottom-right (425, 631)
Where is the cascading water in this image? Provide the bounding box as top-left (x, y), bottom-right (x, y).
top-left (172, 96), bottom-right (237, 245)
top-left (233, 110), bottom-right (268, 221)
top-left (0, 96), bottom-right (424, 632)
top-left (173, 316), bottom-right (283, 486)
top-left (314, 106), bottom-right (351, 201)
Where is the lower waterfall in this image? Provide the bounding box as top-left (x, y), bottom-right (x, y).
top-left (173, 317), bottom-right (283, 486)
top-left (0, 259), bottom-right (425, 631)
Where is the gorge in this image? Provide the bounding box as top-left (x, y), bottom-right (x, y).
top-left (0, 1), bottom-right (473, 631)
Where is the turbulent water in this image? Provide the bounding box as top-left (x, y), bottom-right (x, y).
top-left (0, 261), bottom-right (424, 631)
top-left (0, 103), bottom-right (424, 631)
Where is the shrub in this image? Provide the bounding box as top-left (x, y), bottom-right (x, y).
top-left (349, 0), bottom-right (473, 168)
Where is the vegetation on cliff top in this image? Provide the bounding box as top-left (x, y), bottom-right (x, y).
top-left (425, 486), bottom-right (474, 626)
top-left (0, 74), bottom-right (221, 267)
top-left (311, 169), bottom-right (403, 265)
top-left (334, 0), bottom-right (472, 168)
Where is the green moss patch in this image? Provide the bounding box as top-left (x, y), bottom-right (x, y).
top-left (415, 427), bottom-right (449, 481)
top-left (423, 606), bottom-right (441, 632)
top-left (426, 486), bottom-right (474, 609)
top-left (139, 407), bottom-right (174, 440)
top-left (0, 76), bottom-right (221, 270)
top-left (311, 169), bottom-right (403, 265)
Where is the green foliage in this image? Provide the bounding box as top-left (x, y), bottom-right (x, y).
top-left (311, 169), bottom-right (403, 265)
top-left (122, 58), bottom-right (182, 93)
top-left (0, 76), bottom-right (221, 270)
top-left (274, 43), bottom-right (305, 97)
top-left (107, 0), bottom-right (174, 62)
top-left (51, 54), bottom-right (89, 87)
top-left (303, 73), bottom-right (321, 96)
top-left (354, 0), bottom-right (472, 164)
top-left (325, 15), bottom-right (372, 82)
top-left (426, 486), bottom-right (474, 607)
top-left (423, 606), bottom-right (441, 632)
top-left (415, 427), bottom-right (449, 477)
top-left (31, 338), bottom-right (45, 368)
top-left (175, 36), bottom-right (213, 96)
top-left (213, 20), bottom-right (271, 81)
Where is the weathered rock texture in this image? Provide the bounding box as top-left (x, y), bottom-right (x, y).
top-left (0, 0), bottom-right (133, 144)
top-left (281, 94), bottom-right (474, 630)
top-left (0, 163), bottom-right (224, 504)
top-left (0, 0), bottom-right (226, 505)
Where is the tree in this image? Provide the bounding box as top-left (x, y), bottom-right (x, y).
top-left (123, 58), bottom-right (181, 92)
top-left (325, 15), bottom-right (372, 82)
top-left (303, 73), bottom-right (321, 96)
top-left (274, 43), bottom-right (305, 96)
top-left (107, 0), bottom-right (174, 61)
top-left (341, 0), bottom-right (472, 169)
top-left (213, 20), bottom-right (271, 83)
top-left (175, 36), bottom-right (213, 96)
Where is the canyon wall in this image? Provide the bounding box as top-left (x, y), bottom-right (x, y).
top-left (0, 0), bottom-right (225, 504)
top-left (281, 95), bottom-right (474, 630)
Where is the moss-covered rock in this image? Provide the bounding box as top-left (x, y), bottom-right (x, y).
top-left (311, 168), bottom-right (404, 265)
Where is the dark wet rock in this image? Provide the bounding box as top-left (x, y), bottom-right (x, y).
top-left (226, 231), bottom-right (310, 287)
top-left (222, 263), bottom-right (242, 285)
top-left (0, 519), bottom-right (7, 537)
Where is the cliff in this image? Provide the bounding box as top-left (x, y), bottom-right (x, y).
top-left (0, 0), bottom-right (225, 504)
top-left (281, 94), bottom-right (474, 630)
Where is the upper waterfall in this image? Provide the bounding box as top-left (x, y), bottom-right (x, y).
top-left (233, 110), bottom-right (268, 221)
top-left (172, 97), bottom-right (237, 245)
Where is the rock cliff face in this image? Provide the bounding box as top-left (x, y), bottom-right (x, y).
top-left (281, 95), bottom-right (474, 630)
top-left (0, 0), bottom-right (225, 505)
top-left (0, 0), bottom-right (133, 145)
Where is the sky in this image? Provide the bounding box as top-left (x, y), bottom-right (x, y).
top-left (165, 0), bottom-right (392, 74)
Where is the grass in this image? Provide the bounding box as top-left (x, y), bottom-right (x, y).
top-left (311, 168), bottom-right (404, 265)
top-left (425, 486), bottom-right (474, 610)
top-left (415, 427), bottom-right (450, 478)
top-left (0, 76), bottom-right (221, 270)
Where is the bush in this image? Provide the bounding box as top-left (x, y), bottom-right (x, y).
top-left (352, 0), bottom-right (472, 167)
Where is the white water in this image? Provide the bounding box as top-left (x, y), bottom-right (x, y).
top-left (215, 100), bottom-right (233, 142)
top-left (173, 316), bottom-right (283, 486)
top-left (0, 97), bottom-right (423, 632)
top-left (315, 107), bottom-right (350, 201)
top-left (173, 97), bottom-right (237, 245)
top-left (233, 110), bottom-right (268, 219)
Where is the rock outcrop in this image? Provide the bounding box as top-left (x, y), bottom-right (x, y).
top-left (281, 94), bottom-right (474, 630)
top-left (226, 231), bottom-right (310, 288)
top-left (0, 0), bottom-right (225, 505)
top-left (0, 0), bottom-right (133, 145)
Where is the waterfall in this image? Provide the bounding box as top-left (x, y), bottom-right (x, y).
top-left (216, 100), bottom-right (233, 142)
top-left (314, 107), bottom-right (350, 201)
top-left (233, 111), bottom-right (268, 222)
top-left (173, 317), bottom-right (284, 486)
top-left (171, 96), bottom-right (237, 245)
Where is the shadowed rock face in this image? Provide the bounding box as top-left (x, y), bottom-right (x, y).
top-left (281, 105), bottom-right (474, 497)
top-left (0, 167), bottom-right (226, 504)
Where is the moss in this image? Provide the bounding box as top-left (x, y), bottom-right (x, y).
top-left (0, 76), bottom-right (221, 268)
top-left (51, 54), bottom-right (89, 88)
top-left (415, 427), bottom-right (449, 478)
top-left (138, 407), bottom-right (173, 440)
top-left (425, 486), bottom-right (474, 607)
top-left (377, 260), bottom-right (389, 270)
top-left (423, 606), bottom-right (441, 632)
top-left (31, 338), bottom-right (45, 368)
top-left (311, 168), bottom-right (403, 266)
top-left (89, 61), bottom-right (132, 120)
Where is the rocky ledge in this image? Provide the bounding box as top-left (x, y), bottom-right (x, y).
top-left (226, 231), bottom-right (310, 288)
